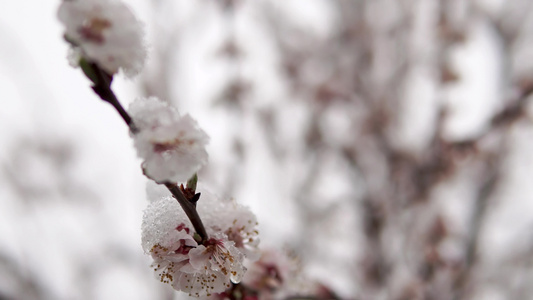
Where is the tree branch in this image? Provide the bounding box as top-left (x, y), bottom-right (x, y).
top-left (85, 62), bottom-right (208, 243)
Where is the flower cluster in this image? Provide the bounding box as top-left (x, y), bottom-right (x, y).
top-left (57, 0), bottom-right (146, 77)
top-left (141, 190), bottom-right (259, 297)
top-left (129, 97), bottom-right (209, 183)
top-left (58, 1), bottom-right (266, 298)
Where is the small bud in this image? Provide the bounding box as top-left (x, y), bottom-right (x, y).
top-left (193, 232), bottom-right (202, 243)
top-left (187, 173), bottom-right (198, 193)
top-left (79, 58), bottom-right (99, 84)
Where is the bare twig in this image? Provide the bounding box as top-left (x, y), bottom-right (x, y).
top-left (89, 62), bottom-right (138, 133)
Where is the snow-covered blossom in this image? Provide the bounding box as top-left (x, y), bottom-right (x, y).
top-left (57, 0), bottom-right (146, 77)
top-left (129, 97), bottom-right (209, 183)
top-left (142, 194), bottom-right (253, 297)
top-left (198, 191), bottom-right (260, 261)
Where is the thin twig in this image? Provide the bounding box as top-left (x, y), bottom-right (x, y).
top-left (89, 63), bottom-right (138, 133)
top-left (164, 182), bottom-right (208, 242)
top-left (453, 153), bottom-right (501, 300)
